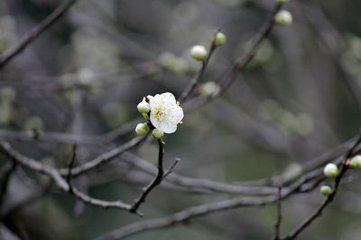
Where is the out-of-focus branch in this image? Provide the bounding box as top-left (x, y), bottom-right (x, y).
top-left (219, 3), bottom-right (283, 91)
top-left (94, 174), bottom-right (313, 240)
top-left (0, 118), bottom-right (138, 145)
top-left (92, 134), bottom-right (361, 240)
top-left (0, 0), bottom-right (77, 69)
top-left (130, 139), bottom-right (166, 213)
top-left (274, 186), bottom-right (283, 240)
top-left (59, 136), bottom-right (147, 177)
top-left (0, 141), bottom-right (142, 215)
top-left (183, 2), bottom-right (284, 111)
top-left (122, 152), bottom-right (278, 195)
top-left (280, 132), bottom-right (361, 240)
top-left (179, 31), bottom-right (220, 102)
top-left (66, 145), bottom-right (77, 190)
top-left (0, 161), bottom-right (17, 209)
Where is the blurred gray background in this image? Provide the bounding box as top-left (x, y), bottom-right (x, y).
top-left (1, 0), bottom-right (361, 239)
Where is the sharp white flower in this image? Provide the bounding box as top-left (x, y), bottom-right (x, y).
top-left (149, 92), bottom-right (184, 134)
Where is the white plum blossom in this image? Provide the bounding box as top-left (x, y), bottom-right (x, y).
top-left (148, 92), bottom-right (184, 134)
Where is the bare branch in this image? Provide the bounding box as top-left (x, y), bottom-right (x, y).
top-left (0, 0), bottom-right (77, 69)
top-left (183, 2), bottom-right (284, 110)
top-left (162, 158), bottom-right (180, 179)
top-left (280, 132), bottom-right (361, 240)
top-left (94, 177), bottom-right (308, 240)
top-left (179, 30), bottom-right (220, 102)
top-left (66, 145), bottom-right (77, 186)
top-left (0, 161), bottom-right (17, 208)
top-left (0, 141), bottom-right (141, 215)
top-left (274, 186), bottom-right (283, 240)
top-left (59, 136), bottom-right (147, 177)
top-left (130, 139), bottom-right (165, 213)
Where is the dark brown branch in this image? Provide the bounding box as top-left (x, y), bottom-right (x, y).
top-left (130, 139), bottom-right (165, 213)
top-left (0, 0), bottom-right (77, 69)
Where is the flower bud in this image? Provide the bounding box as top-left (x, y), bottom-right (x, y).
top-left (214, 32), bottom-right (226, 47)
top-left (320, 185), bottom-right (332, 197)
top-left (135, 123), bottom-right (149, 136)
top-left (190, 45), bottom-right (207, 61)
top-left (351, 155), bottom-right (361, 170)
top-left (274, 10), bottom-right (292, 26)
top-left (152, 128), bottom-right (164, 139)
top-left (323, 163), bottom-right (339, 178)
top-left (199, 81), bottom-right (220, 97)
top-left (137, 99), bottom-right (150, 114)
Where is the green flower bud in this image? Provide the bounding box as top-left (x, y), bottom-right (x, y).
top-left (135, 123), bottom-right (149, 136)
top-left (214, 32), bottom-right (226, 47)
top-left (190, 45), bottom-right (207, 61)
top-left (323, 163), bottom-right (339, 178)
top-left (137, 99), bottom-right (150, 114)
top-left (199, 81), bottom-right (220, 97)
top-left (152, 128), bottom-right (164, 139)
top-left (274, 10), bottom-right (293, 26)
top-left (320, 185), bottom-right (332, 197)
top-left (351, 155), bottom-right (361, 170)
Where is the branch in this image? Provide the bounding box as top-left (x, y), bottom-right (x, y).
top-left (0, 141), bottom-right (142, 215)
top-left (274, 186), bottom-right (283, 240)
top-left (183, 2), bottom-right (284, 110)
top-left (66, 144), bottom-right (77, 192)
top-left (179, 30), bottom-right (220, 102)
top-left (219, 2), bottom-right (283, 92)
top-left (59, 136), bottom-right (147, 177)
top-left (130, 139), bottom-right (165, 213)
top-left (0, 0), bottom-right (77, 69)
top-left (94, 176), bottom-right (309, 240)
top-left (280, 132), bottom-right (361, 240)
top-left (0, 161), bottom-right (17, 208)
top-left (122, 152), bottom-right (277, 195)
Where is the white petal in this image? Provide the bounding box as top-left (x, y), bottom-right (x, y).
top-left (158, 120), bottom-right (177, 133)
top-left (167, 106), bottom-right (184, 125)
top-left (150, 114), bottom-right (162, 130)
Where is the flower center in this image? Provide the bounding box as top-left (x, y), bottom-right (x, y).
top-left (155, 108), bottom-right (165, 121)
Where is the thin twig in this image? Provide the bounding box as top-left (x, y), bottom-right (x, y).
top-left (182, 2), bottom-right (284, 111)
top-left (162, 158), bottom-right (180, 179)
top-left (66, 144), bottom-right (77, 192)
top-left (59, 136), bottom-right (147, 177)
top-left (219, 3), bottom-right (283, 92)
top-left (0, 141), bottom-right (142, 216)
top-left (0, 0), bottom-right (77, 69)
top-left (94, 174), bottom-right (314, 240)
top-left (0, 161), bottom-right (17, 208)
top-left (280, 131), bottom-right (361, 240)
top-left (179, 30), bottom-right (220, 102)
top-left (274, 186), bottom-right (283, 240)
top-left (130, 139), bottom-right (165, 213)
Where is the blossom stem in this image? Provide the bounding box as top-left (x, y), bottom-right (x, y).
top-left (130, 139), bottom-right (165, 213)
